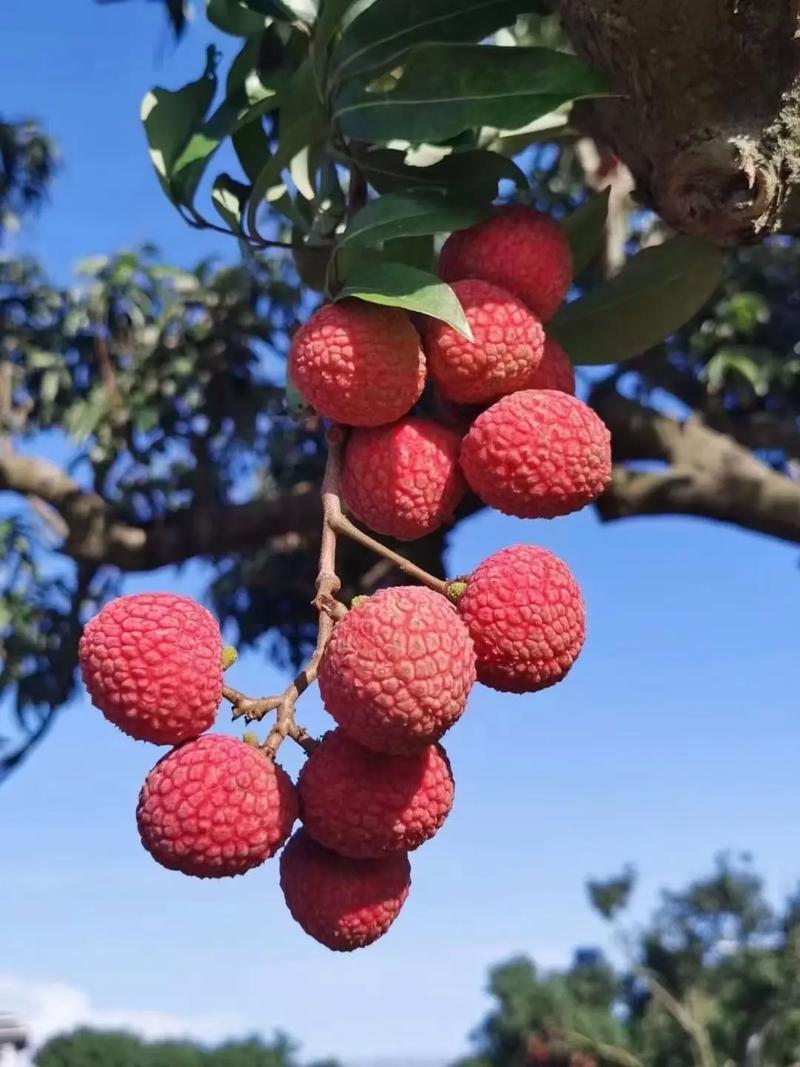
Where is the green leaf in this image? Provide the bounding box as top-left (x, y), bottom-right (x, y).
top-left (334, 44), bottom-right (607, 144)
top-left (245, 59), bottom-right (326, 237)
top-left (212, 173), bottom-right (250, 233)
top-left (549, 237), bottom-right (725, 366)
top-left (232, 120), bottom-right (273, 183)
top-left (356, 146), bottom-right (527, 199)
top-left (227, 36), bottom-right (261, 94)
top-left (140, 46), bottom-right (218, 202)
top-left (340, 189), bottom-right (486, 247)
top-left (286, 370), bottom-right (316, 418)
top-left (561, 189), bottom-right (610, 277)
top-left (705, 346), bottom-right (771, 395)
top-left (332, 0), bottom-right (529, 82)
top-left (206, 0), bottom-right (271, 35)
top-left (312, 0), bottom-right (357, 83)
top-left (383, 235), bottom-right (434, 272)
top-left (170, 85), bottom-right (284, 207)
top-left (251, 0), bottom-right (318, 20)
top-left (40, 369), bottom-right (60, 406)
top-left (165, 0), bottom-right (188, 36)
top-left (337, 258), bottom-right (472, 337)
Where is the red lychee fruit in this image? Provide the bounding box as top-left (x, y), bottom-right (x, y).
top-left (459, 390), bottom-right (611, 519)
top-left (137, 734), bottom-right (297, 878)
top-left (298, 729), bottom-right (454, 859)
top-left (439, 206), bottom-right (572, 322)
top-left (288, 301), bottom-right (425, 426)
top-left (79, 593), bottom-right (222, 745)
top-left (523, 336), bottom-right (576, 395)
top-left (455, 544), bottom-right (585, 693)
top-left (280, 829), bottom-right (411, 951)
top-left (420, 279), bottom-right (544, 404)
top-left (341, 417), bottom-right (465, 541)
top-left (318, 586), bottom-right (475, 754)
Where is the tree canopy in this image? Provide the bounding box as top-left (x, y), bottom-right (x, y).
top-left (458, 855), bottom-right (800, 1067)
top-left (34, 1028), bottom-right (338, 1067)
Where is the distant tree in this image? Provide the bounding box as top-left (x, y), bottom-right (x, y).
top-left (457, 855), bottom-right (800, 1067)
top-left (34, 1028), bottom-right (334, 1067)
top-left (0, 117), bottom-right (56, 233)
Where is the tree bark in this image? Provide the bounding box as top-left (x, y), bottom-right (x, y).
top-left (593, 389), bottom-right (800, 543)
top-left (556, 0), bottom-right (800, 242)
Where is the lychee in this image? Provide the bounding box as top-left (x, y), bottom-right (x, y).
top-left (455, 544), bottom-right (585, 693)
top-left (523, 336), bottom-right (576, 395)
top-left (79, 593), bottom-right (222, 745)
top-left (341, 417), bottom-right (465, 541)
top-left (298, 728), bottom-right (454, 859)
top-left (317, 586), bottom-right (475, 754)
top-left (280, 829), bottom-right (411, 951)
top-left (288, 301), bottom-right (425, 426)
top-left (439, 206), bottom-right (572, 322)
top-left (459, 390), bottom-right (611, 519)
top-left (420, 279), bottom-right (544, 404)
top-left (137, 734), bottom-right (297, 878)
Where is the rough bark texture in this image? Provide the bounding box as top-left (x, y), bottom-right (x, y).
top-left (592, 389), bottom-right (800, 543)
top-left (556, 0), bottom-right (800, 242)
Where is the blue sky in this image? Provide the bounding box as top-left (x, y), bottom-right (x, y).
top-left (3, 3), bottom-right (800, 1063)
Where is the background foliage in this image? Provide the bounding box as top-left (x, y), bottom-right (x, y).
top-left (30, 857), bottom-right (800, 1067)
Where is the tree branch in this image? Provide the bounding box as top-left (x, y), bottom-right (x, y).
top-left (0, 449), bottom-right (320, 568)
top-left (593, 390), bottom-right (800, 545)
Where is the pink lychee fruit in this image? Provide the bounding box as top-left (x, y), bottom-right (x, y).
top-left (421, 279), bottom-right (544, 404)
top-left (341, 417), bottom-right (465, 541)
top-left (523, 336), bottom-right (576, 395)
top-left (439, 206), bottom-right (572, 322)
top-left (79, 593), bottom-right (223, 745)
top-left (288, 301), bottom-right (425, 426)
top-left (136, 734), bottom-right (297, 878)
top-left (454, 544), bottom-right (585, 693)
top-left (280, 829), bottom-right (411, 951)
top-left (459, 389), bottom-right (611, 519)
top-left (298, 728), bottom-right (454, 859)
top-left (317, 586), bottom-right (475, 754)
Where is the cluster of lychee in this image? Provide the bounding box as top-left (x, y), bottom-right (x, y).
top-left (78, 205), bottom-right (612, 953)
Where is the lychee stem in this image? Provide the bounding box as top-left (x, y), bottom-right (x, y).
top-left (223, 423), bottom-right (450, 755)
top-left (259, 427), bottom-right (349, 756)
top-left (321, 426), bottom-right (449, 596)
top-left (329, 513), bottom-right (449, 596)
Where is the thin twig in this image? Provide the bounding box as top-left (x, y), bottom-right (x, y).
top-left (261, 426), bottom-right (347, 755)
top-left (331, 513), bottom-right (449, 595)
top-left (223, 427), bottom-right (349, 754)
top-left (320, 425), bottom-right (449, 594)
top-left (222, 424), bottom-right (450, 755)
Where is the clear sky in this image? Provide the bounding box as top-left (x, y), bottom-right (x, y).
top-left (2, 4), bottom-right (800, 1064)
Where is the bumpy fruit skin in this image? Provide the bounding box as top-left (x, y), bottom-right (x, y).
top-left (421, 280), bottom-right (544, 404)
top-left (439, 206), bottom-right (572, 322)
top-left (298, 729), bottom-right (454, 859)
top-left (523, 337), bottom-right (575, 395)
top-left (137, 735), bottom-right (297, 878)
top-left (288, 301), bottom-right (425, 426)
top-left (341, 417), bottom-right (465, 541)
top-left (318, 586), bottom-right (475, 754)
top-left (459, 390), bottom-right (611, 519)
top-left (79, 593), bottom-right (222, 744)
top-left (456, 545), bottom-right (585, 693)
top-left (280, 830), bottom-right (411, 951)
